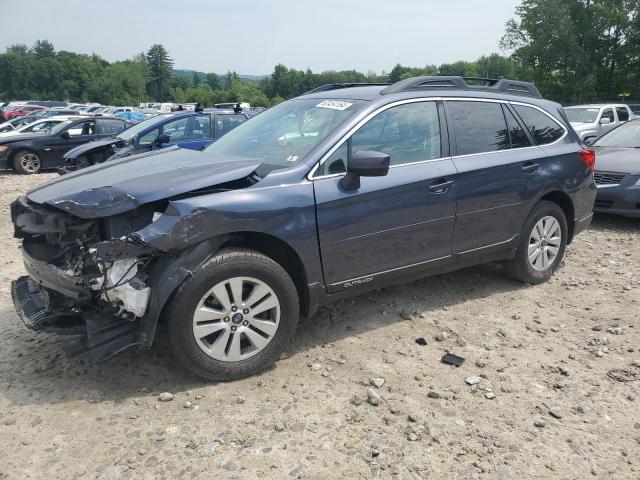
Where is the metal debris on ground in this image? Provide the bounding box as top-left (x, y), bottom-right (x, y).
top-left (441, 353), bottom-right (465, 368)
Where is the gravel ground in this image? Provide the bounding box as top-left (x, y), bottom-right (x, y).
top-left (0, 172), bottom-right (638, 480)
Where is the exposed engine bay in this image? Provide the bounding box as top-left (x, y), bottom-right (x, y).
top-left (12, 195), bottom-right (160, 322)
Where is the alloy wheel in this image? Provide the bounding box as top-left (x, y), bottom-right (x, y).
top-left (19, 152), bottom-right (41, 173)
top-left (192, 276), bottom-right (280, 362)
top-left (528, 215), bottom-right (562, 271)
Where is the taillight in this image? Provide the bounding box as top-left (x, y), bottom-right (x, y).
top-left (579, 148), bottom-right (596, 171)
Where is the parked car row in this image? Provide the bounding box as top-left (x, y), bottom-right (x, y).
top-left (0, 101), bottom-right (145, 123)
top-left (0, 107), bottom-right (254, 174)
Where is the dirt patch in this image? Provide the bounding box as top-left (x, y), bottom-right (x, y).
top-left (0, 172), bottom-right (638, 479)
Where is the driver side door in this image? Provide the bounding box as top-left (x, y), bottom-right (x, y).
top-left (41, 120), bottom-right (97, 166)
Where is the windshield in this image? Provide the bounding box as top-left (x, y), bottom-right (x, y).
top-left (565, 107), bottom-right (600, 123)
top-left (594, 120), bottom-right (640, 148)
top-left (116, 113), bottom-right (174, 140)
top-left (204, 98), bottom-right (364, 170)
top-left (49, 121), bottom-right (73, 135)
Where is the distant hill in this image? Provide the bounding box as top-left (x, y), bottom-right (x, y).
top-left (173, 69), bottom-right (266, 83)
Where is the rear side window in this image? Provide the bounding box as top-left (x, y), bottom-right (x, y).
top-left (503, 106), bottom-right (532, 148)
top-left (215, 114), bottom-right (246, 138)
top-left (616, 107), bottom-right (630, 122)
top-left (448, 101), bottom-right (510, 155)
top-left (512, 104), bottom-right (565, 145)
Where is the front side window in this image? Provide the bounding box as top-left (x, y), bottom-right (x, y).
top-left (616, 107), bottom-right (630, 122)
top-left (317, 101), bottom-right (441, 175)
top-left (138, 128), bottom-right (159, 146)
top-left (448, 101), bottom-right (510, 155)
top-left (185, 115), bottom-right (211, 139)
top-left (601, 108), bottom-right (615, 123)
top-left (512, 104), bottom-right (565, 145)
top-left (67, 120), bottom-right (96, 136)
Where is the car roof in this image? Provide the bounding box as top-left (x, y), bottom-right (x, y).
top-left (301, 84), bottom-right (560, 112)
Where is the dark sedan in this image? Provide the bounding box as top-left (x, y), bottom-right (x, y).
top-left (0, 117), bottom-right (130, 174)
top-left (592, 119), bottom-right (640, 217)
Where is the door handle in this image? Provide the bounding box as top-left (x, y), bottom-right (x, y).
top-left (522, 162), bottom-right (540, 173)
top-left (428, 178), bottom-right (454, 193)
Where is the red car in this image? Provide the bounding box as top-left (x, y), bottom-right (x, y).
top-left (1, 105), bottom-right (46, 121)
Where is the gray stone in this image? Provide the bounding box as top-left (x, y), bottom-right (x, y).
top-left (158, 392), bottom-right (174, 402)
top-left (533, 418), bottom-right (546, 428)
top-left (549, 407), bottom-right (563, 419)
top-left (367, 388), bottom-right (381, 406)
top-left (465, 375), bottom-right (481, 385)
top-left (369, 377), bottom-right (385, 388)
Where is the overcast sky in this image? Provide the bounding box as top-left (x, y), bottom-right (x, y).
top-left (0, 0), bottom-right (520, 75)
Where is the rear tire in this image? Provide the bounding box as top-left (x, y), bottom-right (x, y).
top-left (503, 201), bottom-right (568, 284)
top-left (166, 248), bottom-right (299, 381)
top-left (13, 150), bottom-right (42, 174)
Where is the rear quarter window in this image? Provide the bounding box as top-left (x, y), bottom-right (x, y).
top-left (512, 104), bottom-right (565, 145)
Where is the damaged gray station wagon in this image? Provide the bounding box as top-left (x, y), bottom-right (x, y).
top-left (11, 77), bottom-right (596, 380)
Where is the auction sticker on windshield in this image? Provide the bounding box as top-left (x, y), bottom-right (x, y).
top-left (316, 100), bottom-right (353, 111)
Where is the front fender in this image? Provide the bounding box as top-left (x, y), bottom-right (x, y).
top-left (140, 237), bottom-right (226, 346)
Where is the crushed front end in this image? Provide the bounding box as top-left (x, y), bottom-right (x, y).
top-left (10, 195), bottom-right (160, 363)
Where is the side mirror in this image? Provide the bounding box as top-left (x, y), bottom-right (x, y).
top-left (60, 130), bottom-right (70, 140)
top-left (339, 150), bottom-right (390, 191)
top-left (156, 133), bottom-right (170, 145)
top-left (599, 117), bottom-right (611, 125)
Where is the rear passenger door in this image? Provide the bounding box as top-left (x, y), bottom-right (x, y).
top-left (314, 100), bottom-right (458, 290)
top-left (446, 100), bottom-right (551, 254)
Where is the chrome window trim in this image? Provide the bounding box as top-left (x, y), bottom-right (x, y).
top-left (307, 97), bottom-right (568, 180)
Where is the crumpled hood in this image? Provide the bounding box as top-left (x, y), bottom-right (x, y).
top-left (593, 147), bottom-right (640, 175)
top-left (63, 137), bottom-right (121, 160)
top-left (27, 148), bottom-right (261, 219)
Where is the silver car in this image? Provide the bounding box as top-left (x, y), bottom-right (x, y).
top-left (565, 104), bottom-right (634, 144)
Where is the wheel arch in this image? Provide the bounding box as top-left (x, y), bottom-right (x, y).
top-left (145, 232), bottom-right (311, 347)
top-left (218, 231), bottom-right (311, 318)
top-left (538, 190), bottom-right (576, 243)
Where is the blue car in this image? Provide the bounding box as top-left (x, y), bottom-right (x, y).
top-left (62, 109), bottom-right (252, 172)
top-left (11, 76), bottom-right (596, 381)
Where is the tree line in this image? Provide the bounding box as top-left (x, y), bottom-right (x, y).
top-left (0, 0), bottom-right (638, 107)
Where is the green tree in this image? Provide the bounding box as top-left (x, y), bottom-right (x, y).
top-left (205, 72), bottom-right (220, 90)
top-left (146, 44), bottom-right (173, 101)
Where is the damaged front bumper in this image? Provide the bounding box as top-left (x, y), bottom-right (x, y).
top-left (11, 196), bottom-right (161, 364)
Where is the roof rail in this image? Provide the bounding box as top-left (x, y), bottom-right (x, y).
top-left (380, 76), bottom-right (542, 99)
top-left (303, 83), bottom-right (390, 95)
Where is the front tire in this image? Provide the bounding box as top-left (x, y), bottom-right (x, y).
top-left (503, 200), bottom-right (568, 284)
top-left (166, 248), bottom-right (299, 381)
top-left (13, 150), bottom-right (42, 174)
